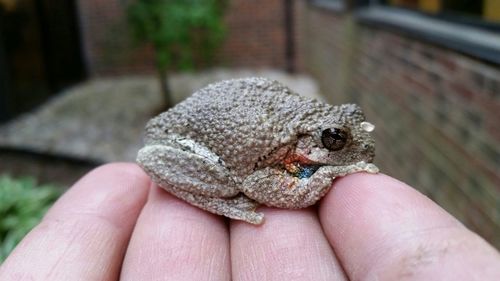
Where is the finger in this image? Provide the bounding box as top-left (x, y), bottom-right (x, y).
top-left (0, 163), bottom-right (150, 280)
top-left (319, 173), bottom-right (500, 280)
top-left (231, 207), bottom-right (347, 281)
top-left (121, 185), bottom-right (231, 281)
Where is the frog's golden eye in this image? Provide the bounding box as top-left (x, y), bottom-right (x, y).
top-left (321, 128), bottom-right (348, 151)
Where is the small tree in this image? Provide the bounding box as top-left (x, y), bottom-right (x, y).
top-left (127, 0), bottom-right (227, 107)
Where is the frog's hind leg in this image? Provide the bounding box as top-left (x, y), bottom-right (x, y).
top-left (164, 187), bottom-right (264, 225)
top-left (137, 140), bottom-right (239, 198)
top-left (137, 140), bottom-right (264, 224)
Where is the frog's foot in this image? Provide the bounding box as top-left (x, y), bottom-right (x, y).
top-left (163, 186), bottom-right (264, 225)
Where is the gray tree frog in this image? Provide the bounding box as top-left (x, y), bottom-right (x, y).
top-left (137, 78), bottom-right (378, 224)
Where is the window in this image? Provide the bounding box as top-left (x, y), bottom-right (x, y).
top-left (381, 0), bottom-right (500, 31)
top-left (357, 1), bottom-right (500, 64)
top-left (310, 0), bottom-right (347, 12)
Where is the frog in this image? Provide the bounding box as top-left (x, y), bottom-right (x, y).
top-left (136, 77), bottom-right (378, 224)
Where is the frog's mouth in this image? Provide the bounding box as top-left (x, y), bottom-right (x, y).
top-left (282, 153), bottom-right (325, 179)
top-left (282, 156), bottom-right (379, 179)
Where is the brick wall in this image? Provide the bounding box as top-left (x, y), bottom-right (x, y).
top-left (218, 0), bottom-right (286, 68)
top-left (296, 2), bottom-right (500, 247)
top-left (76, 0), bottom-right (155, 75)
top-left (76, 0), bottom-right (287, 76)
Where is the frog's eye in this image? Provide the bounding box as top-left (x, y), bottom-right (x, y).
top-left (321, 128), bottom-right (348, 151)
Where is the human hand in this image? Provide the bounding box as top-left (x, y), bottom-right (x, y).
top-left (1, 163), bottom-right (499, 280)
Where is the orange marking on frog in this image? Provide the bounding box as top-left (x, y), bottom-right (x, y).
top-left (283, 153), bottom-right (314, 165)
top-left (283, 153), bottom-right (314, 175)
top-left (284, 163), bottom-right (299, 174)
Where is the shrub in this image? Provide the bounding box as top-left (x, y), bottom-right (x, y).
top-left (126, 0), bottom-right (228, 107)
top-left (0, 175), bottom-right (62, 262)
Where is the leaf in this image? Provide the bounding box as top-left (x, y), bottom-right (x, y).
top-left (0, 175), bottom-right (62, 262)
top-left (125, 0), bottom-right (227, 71)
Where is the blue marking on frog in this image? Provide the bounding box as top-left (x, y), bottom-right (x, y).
top-left (297, 165), bottom-right (321, 179)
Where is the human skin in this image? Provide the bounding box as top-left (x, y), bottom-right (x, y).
top-left (0, 163), bottom-right (499, 280)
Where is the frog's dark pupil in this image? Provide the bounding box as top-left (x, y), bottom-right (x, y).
top-left (321, 128), bottom-right (348, 151)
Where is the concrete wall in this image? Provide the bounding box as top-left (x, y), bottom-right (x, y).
top-left (295, 2), bottom-right (500, 247)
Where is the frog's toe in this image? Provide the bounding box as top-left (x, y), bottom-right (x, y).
top-left (251, 212), bottom-right (265, 225)
top-left (229, 194), bottom-right (260, 211)
top-left (241, 211), bottom-right (264, 225)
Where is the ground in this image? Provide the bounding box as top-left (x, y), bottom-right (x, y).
top-left (0, 69), bottom-right (319, 185)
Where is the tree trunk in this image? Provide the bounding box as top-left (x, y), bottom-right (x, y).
top-left (158, 68), bottom-right (172, 108)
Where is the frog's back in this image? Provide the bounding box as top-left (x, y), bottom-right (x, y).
top-left (145, 78), bottom-right (328, 177)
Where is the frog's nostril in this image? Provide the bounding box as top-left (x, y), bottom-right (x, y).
top-left (362, 143), bottom-right (375, 154)
top-left (361, 143), bottom-right (376, 162)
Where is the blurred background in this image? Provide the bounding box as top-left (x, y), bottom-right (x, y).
top-left (0, 0), bottom-right (499, 257)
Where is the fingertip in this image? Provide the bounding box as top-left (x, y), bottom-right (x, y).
top-left (319, 172), bottom-right (462, 246)
top-left (0, 162), bottom-right (152, 280)
top-left (75, 162), bottom-right (151, 188)
top-left (46, 162), bottom-right (151, 220)
top-left (320, 172), bottom-right (458, 229)
top-left (319, 172), bottom-right (500, 280)
top-left (121, 184), bottom-right (231, 280)
top-left (230, 207), bottom-right (346, 280)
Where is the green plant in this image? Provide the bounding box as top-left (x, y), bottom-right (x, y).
top-left (0, 175), bottom-right (62, 262)
top-left (127, 0), bottom-right (227, 107)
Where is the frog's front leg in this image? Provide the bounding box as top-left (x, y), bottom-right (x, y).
top-left (242, 162), bottom-right (378, 208)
